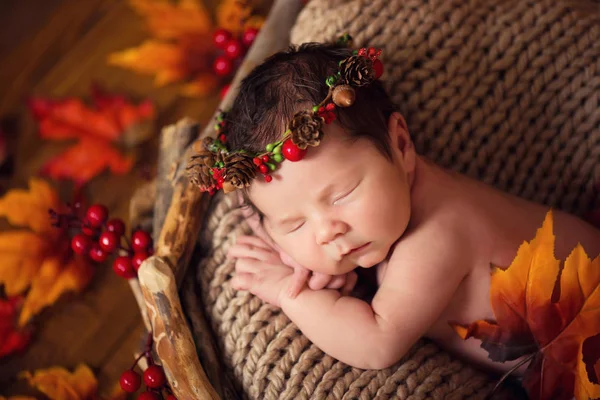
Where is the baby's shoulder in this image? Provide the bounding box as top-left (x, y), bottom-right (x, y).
top-left (385, 215), bottom-right (474, 276)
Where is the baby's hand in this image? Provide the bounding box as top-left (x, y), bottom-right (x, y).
top-left (230, 236), bottom-right (358, 301)
top-left (228, 236), bottom-right (294, 307)
top-left (285, 263), bottom-right (358, 299)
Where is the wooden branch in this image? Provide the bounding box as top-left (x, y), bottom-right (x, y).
top-left (138, 256), bottom-right (220, 400)
top-left (153, 118), bottom-right (199, 242)
top-left (155, 0), bottom-right (304, 283)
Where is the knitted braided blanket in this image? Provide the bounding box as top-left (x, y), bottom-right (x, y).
top-left (184, 0), bottom-right (599, 398)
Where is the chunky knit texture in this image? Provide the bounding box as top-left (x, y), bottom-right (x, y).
top-left (184, 0), bottom-right (599, 398)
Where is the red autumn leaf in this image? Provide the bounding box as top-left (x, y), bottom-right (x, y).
top-left (451, 210), bottom-right (600, 400)
top-left (0, 296), bottom-right (32, 358)
top-left (29, 86), bottom-right (155, 185)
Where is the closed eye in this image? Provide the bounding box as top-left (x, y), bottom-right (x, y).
top-left (333, 181), bottom-right (360, 205)
top-left (287, 221), bottom-right (305, 234)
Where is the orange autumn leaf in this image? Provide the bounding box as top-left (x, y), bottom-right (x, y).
top-left (0, 179), bottom-right (94, 328)
top-left (29, 86), bottom-right (154, 185)
top-left (16, 364), bottom-right (127, 400)
top-left (108, 0), bottom-right (218, 96)
top-left (216, 0), bottom-right (265, 35)
top-left (451, 210), bottom-right (600, 400)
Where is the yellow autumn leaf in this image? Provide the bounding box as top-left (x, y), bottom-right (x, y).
top-left (0, 179), bottom-right (94, 326)
top-left (19, 364), bottom-right (97, 400)
top-left (108, 0), bottom-right (218, 96)
top-left (15, 364), bottom-right (127, 400)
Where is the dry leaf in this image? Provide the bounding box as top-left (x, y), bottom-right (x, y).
top-left (108, 0), bottom-right (218, 96)
top-left (0, 179), bottom-right (94, 328)
top-left (451, 210), bottom-right (600, 400)
top-left (15, 364), bottom-right (126, 400)
top-left (29, 86), bottom-right (154, 185)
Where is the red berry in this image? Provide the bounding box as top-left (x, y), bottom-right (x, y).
top-left (166, 395), bottom-right (177, 400)
top-left (143, 365), bottom-right (166, 389)
top-left (264, 174), bottom-right (272, 183)
top-left (137, 392), bottom-right (159, 400)
top-left (132, 251), bottom-right (150, 271)
top-left (120, 369), bottom-right (141, 393)
top-left (224, 39), bottom-right (243, 60)
top-left (71, 234), bottom-right (92, 255)
top-left (89, 244), bottom-right (107, 263)
top-left (106, 218), bottom-right (125, 237)
top-left (213, 56), bottom-right (232, 77)
top-left (373, 59), bottom-right (384, 79)
top-left (253, 157), bottom-right (262, 166)
top-left (86, 204), bottom-right (108, 228)
top-left (99, 231), bottom-right (119, 253)
top-left (212, 28), bottom-right (232, 49)
top-left (81, 219), bottom-right (95, 236)
top-left (113, 256), bottom-right (136, 279)
top-left (282, 138), bottom-right (307, 162)
top-left (219, 84), bottom-right (230, 100)
top-left (219, 133), bottom-right (227, 142)
top-left (261, 155), bottom-right (270, 163)
top-left (259, 164), bottom-right (268, 174)
top-left (241, 27), bottom-right (259, 47)
top-left (132, 230), bottom-right (152, 252)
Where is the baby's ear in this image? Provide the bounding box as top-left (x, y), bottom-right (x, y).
top-left (388, 112), bottom-right (412, 153)
top-left (388, 112), bottom-right (416, 173)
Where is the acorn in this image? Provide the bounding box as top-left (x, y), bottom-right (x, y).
top-left (332, 84), bottom-right (356, 107)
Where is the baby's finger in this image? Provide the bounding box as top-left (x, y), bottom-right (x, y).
top-left (308, 272), bottom-right (332, 290)
top-left (287, 267), bottom-right (310, 298)
top-left (341, 271), bottom-right (358, 296)
top-left (234, 258), bottom-right (261, 274)
top-left (228, 244), bottom-right (280, 263)
top-left (325, 274), bottom-right (345, 290)
top-left (235, 235), bottom-right (273, 251)
top-left (230, 272), bottom-right (254, 290)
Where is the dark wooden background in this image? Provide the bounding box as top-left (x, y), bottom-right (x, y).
top-left (0, 0), bottom-right (224, 396)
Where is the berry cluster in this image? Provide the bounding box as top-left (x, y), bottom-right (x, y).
top-left (50, 203), bottom-right (153, 280)
top-left (212, 26), bottom-right (259, 98)
top-left (120, 333), bottom-right (175, 399)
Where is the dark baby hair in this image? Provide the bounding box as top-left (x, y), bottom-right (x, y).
top-left (224, 42), bottom-right (398, 161)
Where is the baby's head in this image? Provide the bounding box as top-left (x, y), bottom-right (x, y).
top-left (223, 43), bottom-right (417, 273)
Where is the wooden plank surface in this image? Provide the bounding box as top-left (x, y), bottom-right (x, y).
top-left (0, 0), bottom-right (222, 396)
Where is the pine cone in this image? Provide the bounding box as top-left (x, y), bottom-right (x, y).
top-left (186, 150), bottom-right (225, 190)
top-left (224, 152), bottom-right (256, 191)
top-left (339, 55), bottom-right (374, 87)
top-left (186, 156), bottom-right (214, 190)
top-left (289, 110), bottom-right (324, 149)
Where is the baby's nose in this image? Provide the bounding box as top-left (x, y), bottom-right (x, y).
top-left (315, 219), bottom-right (347, 246)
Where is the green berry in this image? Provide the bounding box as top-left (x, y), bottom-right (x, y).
top-left (214, 124), bottom-right (220, 130)
top-left (273, 154), bottom-right (284, 162)
top-left (312, 105), bottom-right (319, 112)
top-left (273, 145), bottom-right (282, 154)
top-left (266, 143), bottom-right (274, 152)
top-left (266, 162), bottom-right (276, 171)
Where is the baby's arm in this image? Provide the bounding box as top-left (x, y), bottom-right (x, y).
top-left (279, 227), bottom-right (472, 369)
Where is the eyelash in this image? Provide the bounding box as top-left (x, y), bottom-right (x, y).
top-left (287, 221), bottom-right (305, 234)
top-left (333, 183), bottom-right (359, 205)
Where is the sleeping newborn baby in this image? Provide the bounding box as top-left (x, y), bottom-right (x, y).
top-left (189, 42), bottom-right (600, 374)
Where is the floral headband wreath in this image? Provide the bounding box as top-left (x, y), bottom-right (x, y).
top-left (186, 34), bottom-right (384, 195)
